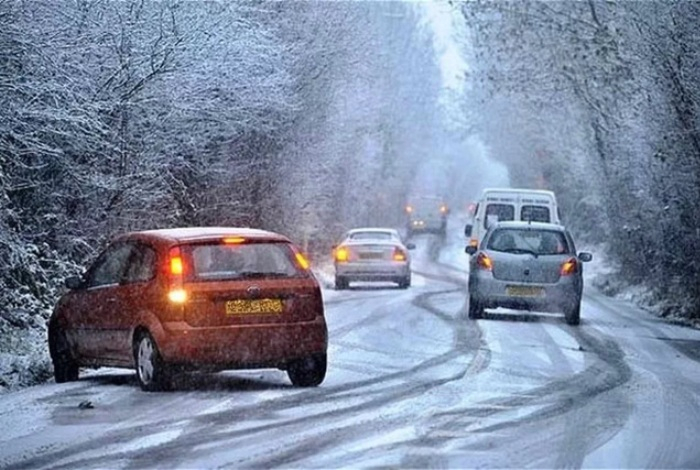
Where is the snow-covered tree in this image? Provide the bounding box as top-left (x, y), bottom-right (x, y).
top-left (459, 0), bottom-right (700, 317)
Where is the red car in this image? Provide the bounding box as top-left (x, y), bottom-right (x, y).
top-left (48, 227), bottom-right (328, 391)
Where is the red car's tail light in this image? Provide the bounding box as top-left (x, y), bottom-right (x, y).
top-left (167, 247), bottom-right (187, 303)
top-left (168, 289), bottom-right (188, 303)
top-left (476, 252), bottom-right (493, 271)
top-left (334, 246), bottom-right (350, 262)
top-left (393, 248), bottom-right (407, 262)
top-left (170, 255), bottom-right (184, 276)
top-left (295, 252), bottom-right (310, 270)
top-left (561, 258), bottom-right (577, 276)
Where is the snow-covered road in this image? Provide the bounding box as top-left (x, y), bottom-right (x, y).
top-left (1, 226), bottom-right (700, 469)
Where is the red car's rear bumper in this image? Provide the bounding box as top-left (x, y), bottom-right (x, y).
top-left (157, 317), bottom-right (328, 368)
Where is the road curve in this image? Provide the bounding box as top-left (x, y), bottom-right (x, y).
top-left (1, 234), bottom-right (699, 469)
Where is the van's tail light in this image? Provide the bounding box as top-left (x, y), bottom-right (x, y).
top-left (468, 238), bottom-right (478, 249)
top-left (392, 247), bottom-right (407, 262)
top-left (405, 205), bottom-right (413, 213)
top-left (561, 258), bottom-right (577, 276)
top-left (167, 246), bottom-right (187, 303)
top-left (334, 246), bottom-right (350, 263)
top-left (476, 252), bottom-right (493, 271)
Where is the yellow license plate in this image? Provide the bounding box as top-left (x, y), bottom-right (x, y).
top-left (506, 286), bottom-right (544, 297)
top-left (225, 298), bottom-right (283, 315)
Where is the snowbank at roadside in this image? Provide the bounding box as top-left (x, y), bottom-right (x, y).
top-left (582, 242), bottom-right (700, 329)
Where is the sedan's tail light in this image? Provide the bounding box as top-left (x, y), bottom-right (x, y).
top-left (334, 246), bottom-right (350, 263)
top-left (476, 252), bottom-right (493, 271)
top-left (392, 248), bottom-right (407, 262)
top-left (167, 246), bottom-right (188, 303)
top-left (560, 258), bottom-right (577, 276)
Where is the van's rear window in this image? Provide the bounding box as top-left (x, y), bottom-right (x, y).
top-left (521, 205), bottom-right (550, 223)
top-left (484, 204), bottom-right (515, 229)
top-left (185, 242), bottom-right (302, 281)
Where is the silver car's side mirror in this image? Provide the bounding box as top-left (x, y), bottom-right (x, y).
top-left (578, 252), bottom-right (593, 262)
top-left (465, 245), bottom-right (477, 256)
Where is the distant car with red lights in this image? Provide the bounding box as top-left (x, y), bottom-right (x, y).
top-left (465, 221), bottom-right (592, 325)
top-left (333, 228), bottom-right (415, 289)
top-left (48, 227), bottom-right (328, 391)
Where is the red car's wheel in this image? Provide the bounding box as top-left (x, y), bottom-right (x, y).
top-left (134, 331), bottom-right (171, 392)
top-left (287, 353), bottom-right (327, 387)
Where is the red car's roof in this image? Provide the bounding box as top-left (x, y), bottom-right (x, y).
top-left (115, 227), bottom-right (291, 244)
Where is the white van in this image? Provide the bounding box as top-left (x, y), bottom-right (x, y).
top-left (464, 188), bottom-right (560, 248)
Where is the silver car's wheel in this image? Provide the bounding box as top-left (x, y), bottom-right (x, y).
top-left (134, 332), bottom-right (170, 391)
top-left (335, 276), bottom-right (348, 290)
top-left (468, 296), bottom-right (483, 319)
top-left (564, 302), bottom-right (581, 326)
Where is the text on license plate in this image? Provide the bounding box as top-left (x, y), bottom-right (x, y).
top-left (506, 286), bottom-right (544, 297)
top-left (225, 298), bottom-right (283, 315)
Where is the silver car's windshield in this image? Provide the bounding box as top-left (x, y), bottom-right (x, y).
top-left (487, 229), bottom-right (569, 255)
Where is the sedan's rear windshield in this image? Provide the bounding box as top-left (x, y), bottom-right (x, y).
top-left (349, 232), bottom-right (395, 241)
top-left (487, 229), bottom-right (569, 255)
top-left (185, 242), bottom-right (302, 281)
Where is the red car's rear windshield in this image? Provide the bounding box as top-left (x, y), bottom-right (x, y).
top-left (182, 241), bottom-right (304, 281)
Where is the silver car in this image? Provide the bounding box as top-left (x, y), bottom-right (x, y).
top-left (333, 228), bottom-right (415, 289)
top-left (465, 221), bottom-right (592, 325)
